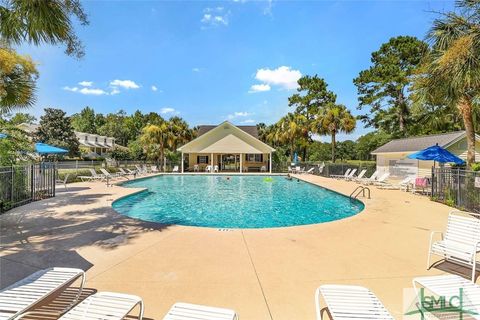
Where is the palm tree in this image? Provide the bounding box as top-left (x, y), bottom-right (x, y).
top-left (312, 104), bottom-right (356, 162)
top-left (140, 123), bottom-right (171, 171)
top-left (0, 0), bottom-right (89, 58)
top-left (0, 0), bottom-right (88, 113)
top-left (167, 116), bottom-right (193, 150)
top-left (0, 47), bottom-right (38, 113)
top-left (276, 113), bottom-right (307, 161)
top-left (414, 0), bottom-right (480, 167)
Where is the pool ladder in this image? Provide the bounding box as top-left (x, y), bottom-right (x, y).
top-left (350, 186), bottom-right (371, 201)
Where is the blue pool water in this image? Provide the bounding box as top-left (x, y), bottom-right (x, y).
top-left (112, 175), bottom-right (364, 229)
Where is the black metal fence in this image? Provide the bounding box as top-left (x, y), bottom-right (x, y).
top-left (0, 163), bottom-right (56, 213)
top-left (431, 168), bottom-right (480, 213)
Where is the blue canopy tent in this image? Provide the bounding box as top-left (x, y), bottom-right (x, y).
top-left (407, 144), bottom-right (465, 166)
top-left (35, 143), bottom-right (68, 155)
top-left (293, 152), bottom-right (299, 164)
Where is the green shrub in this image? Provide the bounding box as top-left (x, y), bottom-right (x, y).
top-left (471, 162), bottom-right (480, 172)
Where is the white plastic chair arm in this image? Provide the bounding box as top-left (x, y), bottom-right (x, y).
top-left (314, 287), bottom-right (322, 320)
top-left (471, 241), bottom-right (480, 260)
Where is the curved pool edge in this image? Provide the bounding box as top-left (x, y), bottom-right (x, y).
top-left (110, 173), bottom-right (367, 230)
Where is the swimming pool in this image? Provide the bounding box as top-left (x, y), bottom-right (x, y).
top-left (113, 175), bottom-right (364, 229)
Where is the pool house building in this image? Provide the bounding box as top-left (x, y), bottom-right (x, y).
top-left (177, 121), bottom-right (275, 173)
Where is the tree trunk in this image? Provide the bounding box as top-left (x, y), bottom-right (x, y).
top-left (331, 132), bottom-right (336, 163)
top-left (160, 145), bottom-right (165, 172)
top-left (458, 97), bottom-right (476, 168)
top-left (290, 142), bottom-right (294, 162)
top-left (397, 91), bottom-right (408, 136)
top-left (302, 146), bottom-right (307, 162)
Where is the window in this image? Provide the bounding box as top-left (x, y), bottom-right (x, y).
top-left (198, 156), bottom-right (208, 164)
top-left (246, 154), bottom-right (263, 162)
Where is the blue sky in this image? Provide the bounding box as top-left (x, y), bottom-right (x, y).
top-left (19, 0), bottom-right (454, 141)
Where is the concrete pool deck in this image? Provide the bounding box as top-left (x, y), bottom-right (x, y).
top-left (0, 173), bottom-right (469, 319)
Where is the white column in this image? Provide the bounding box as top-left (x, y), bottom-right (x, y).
top-left (211, 153), bottom-right (214, 173)
top-left (181, 152), bottom-right (184, 173)
top-left (269, 152), bottom-right (272, 173)
top-left (240, 154), bottom-right (243, 173)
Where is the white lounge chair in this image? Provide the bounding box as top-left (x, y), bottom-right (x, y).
top-left (306, 167), bottom-right (315, 174)
top-left (315, 284), bottom-right (394, 320)
top-left (193, 164), bottom-right (199, 172)
top-left (205, 165), bottom-right (212, 172)
top-left (318, 165), bottom-right (324, 174)
top-left (151, 165), bottom-right (159, 173)
top-left (214, 165), bottom-right (219, 172)
top-left (377, 175), bottom-right (415, 191)
top-left (56, 173), bottom-right (69, 189)
top-left (368, 172), bottom-right (390, 186)
top-left (351, 169), bottom-right (367, 181)
top-left (357, 170), bottom-right (378, 184)
top-left (126, 168), bottom-right (138, 175)
top-left (163, 302), bottom-right (237, 320)
top-left (135, 165), bottom-right (146, 175)
top-left (119, 168), bottom-right (133, 177)
top-left (78, 169), bottom-right (103, 182)
top-left (427, 210), bottom-right (480, 281)
top-left (58, 292), bottom-right (143, 320)
top-left (330, 168), bottom-right (351, 179)
top-left (26, 292), bottom-right (144, 320)
top-left (339, 168), bottom-right (357, 180)
top-left (261, 165), bottom-right (267, 172)
top-left (100, 168), bottom-right (121, 180)
top-left (172, 165), bottom-right (179, 173)
top-left (412, 274), bottom-right (480, 319)
top-left (0, 267), bottom-right (85, 320)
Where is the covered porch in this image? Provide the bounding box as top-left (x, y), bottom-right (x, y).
top-left (177, 121), bottom-right (275, 173)
top-left (182, 152), bottom-right (272, 173)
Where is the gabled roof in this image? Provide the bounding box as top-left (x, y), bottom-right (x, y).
top-left (199, 134), bottom-right (263, 153)
top-left (178, 121), bottom-right (274, 153)
top-left (371, 131), bottom-right (476, 154)
top-left (197, 125), bottom-right (258, 138)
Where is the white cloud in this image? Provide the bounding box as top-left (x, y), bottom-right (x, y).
top-left (263, 0), bottom-right (273, 16)
top-left (110, 87), bottom-right (120, 95)
top-left (201, 7), bottom-right (230, 28)
top-left (63, 85), bottom-right (108, 95)
top-left (160, 107), bottom-right (179, 115)
top-left (249, 84), bottom-right (271, 93)
top-left (78, 81), bottom-right (93, 87)
top-left (192, 67), bottom-right (201, 72)
top-left (151, 85), bottom-right (158, 92)
top-left (79, 88), bottom-right (108, 95)
top-left (240, 119), bottom-right (256, 124)
top-left (254, 66), bottom-right (302, 90)
top-left (109, 79), bottom-right (140, 89)
top-left (227, 111), bottom-right (254, 120)
top-left (63, 86), bottom-right (78, 92)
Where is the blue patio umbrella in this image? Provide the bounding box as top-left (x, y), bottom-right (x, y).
top-left (0, 133), bottom-right (7, 139)
top-left (407, 145), bottom-right (465, 165)
top-left (35, 142), bottom-right (68, 155)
